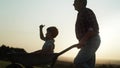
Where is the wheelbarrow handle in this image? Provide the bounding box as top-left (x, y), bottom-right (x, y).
top-left (57, 45), bottom-right (76, 56)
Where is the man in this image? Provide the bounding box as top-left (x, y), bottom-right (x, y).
top-left (73, 0), bottom-right (101, 68)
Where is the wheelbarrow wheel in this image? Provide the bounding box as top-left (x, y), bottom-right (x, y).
top-left (6, 63), bottom-right (23, 68)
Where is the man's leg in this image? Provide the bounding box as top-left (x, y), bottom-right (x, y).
top-left (87, 54), bottom-right (96, 68)
top-left (74, 35), bottom-right (100, 68)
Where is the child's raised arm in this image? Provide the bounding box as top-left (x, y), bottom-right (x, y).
top-left (39, 25), bottom-right (45, 41)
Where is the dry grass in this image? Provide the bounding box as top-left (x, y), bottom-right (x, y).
top-left (1, 60), bottom-right (120, 68)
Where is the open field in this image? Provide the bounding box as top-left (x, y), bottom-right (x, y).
top-left (0, 61), bottom-right (11, 68)
top-left (1, 45), bottom-right (120, 68)
top-left (0, 60), bottom-right (120, 68)
top-left (55, 60), bottom-right (120, 68)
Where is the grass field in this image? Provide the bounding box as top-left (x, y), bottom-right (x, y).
top-left (0, 60), bottom-right (120, 68)
top-left (0, 61), bottom-right (11, 68)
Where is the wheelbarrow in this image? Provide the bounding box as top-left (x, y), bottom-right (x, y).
top-left (1, 45), bottom-right (76, 68)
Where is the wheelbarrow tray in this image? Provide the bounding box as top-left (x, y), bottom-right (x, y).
top-left (6, 53), bottom-right (57, 66)
top-left (0, 45), bottom-right (76, 67)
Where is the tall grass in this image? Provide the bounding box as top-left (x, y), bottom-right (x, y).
top-left (0, 61), bottom-right (11, 68)
top-left (1, 60), bottom-right (120, 68)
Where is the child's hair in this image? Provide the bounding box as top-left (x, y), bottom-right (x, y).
top-left (47, 26), bottom-right (58, 38)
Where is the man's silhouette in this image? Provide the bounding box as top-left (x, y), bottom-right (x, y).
top-left (73, 0), bottom-right (101, 68)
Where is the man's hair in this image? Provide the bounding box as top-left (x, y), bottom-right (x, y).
top-left (47, 26), bottom-right (58, 38)
top-left (76, 0), bottom-right (87, 7)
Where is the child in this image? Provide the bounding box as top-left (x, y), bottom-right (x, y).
top-left (32, 24), bottom-right (58, 54)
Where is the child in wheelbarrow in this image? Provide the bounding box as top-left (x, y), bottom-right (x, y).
top-left (31, 24), bottom-right (58, 54)
top-left (5, 25), bottom-right (58, 68)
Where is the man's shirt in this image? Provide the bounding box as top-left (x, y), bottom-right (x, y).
top-left (75, 8), bottom-right (99, 41)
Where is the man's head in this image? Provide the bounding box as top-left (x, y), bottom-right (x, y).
top-left (73, 0), bottom-right (87, 11)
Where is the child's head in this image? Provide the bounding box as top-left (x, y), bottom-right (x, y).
top-left (46, 26), bottom-right (58, 39)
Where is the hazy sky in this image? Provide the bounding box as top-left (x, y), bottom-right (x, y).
top-left (0, 0), bottom-right (120, 61)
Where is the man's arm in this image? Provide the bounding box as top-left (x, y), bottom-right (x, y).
top-left (76, 8), bottom-right (99, 48)
top-left (76, 30), bottom-right (97, 48)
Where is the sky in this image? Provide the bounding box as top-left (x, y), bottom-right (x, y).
top-left (0, 0), bottom-right (120, 61)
